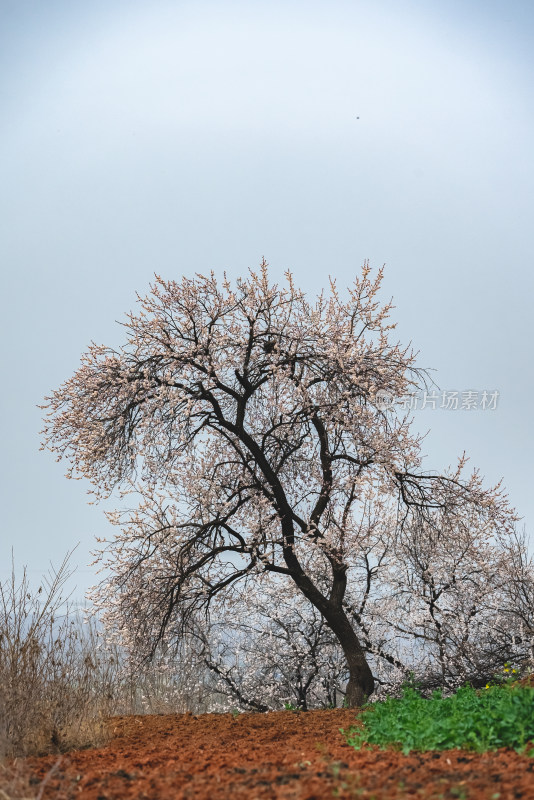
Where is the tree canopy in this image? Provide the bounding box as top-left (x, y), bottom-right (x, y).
top-left (42, 262), bottom-right (519, 706)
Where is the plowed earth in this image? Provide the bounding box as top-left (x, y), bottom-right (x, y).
top-left (28, 709), bottom-right (533, 800)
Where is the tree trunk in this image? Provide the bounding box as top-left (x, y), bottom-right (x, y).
top-left (325, 607), bottom-right (374, 707)
top-left (280, 537), bottom-right (374, 707)
top-left (298, 580), bottom-right (374, 706)
top-left (286, 582), bottom-right (374, 706)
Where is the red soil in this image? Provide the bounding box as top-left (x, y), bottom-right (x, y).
top-left (28, 709), bottom-right (533, 799)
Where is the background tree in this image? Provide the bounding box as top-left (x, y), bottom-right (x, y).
top-left (349, 512), bottom-right (534, 693)
top-left (187, 575), bottom-right (349, 712)
top-left (41, 262), bottom-right (516, 706)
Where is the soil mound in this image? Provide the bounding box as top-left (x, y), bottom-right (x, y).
top-left (28, 708), bottom-right (533, 799)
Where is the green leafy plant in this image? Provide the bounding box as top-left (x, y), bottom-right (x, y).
top-left (341, 684), bottom-right (534, 755)
top-left (284, 701), bottom-right (298, 711)
top-left (400, 670), bottom-right (422, 693)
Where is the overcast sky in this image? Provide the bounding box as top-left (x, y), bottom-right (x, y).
top-left (1, 0), bottom-right (533, 601)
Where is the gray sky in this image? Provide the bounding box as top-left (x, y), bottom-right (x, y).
top-left (1, 0), bottom-right (533, 601)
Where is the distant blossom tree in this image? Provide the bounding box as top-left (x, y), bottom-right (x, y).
top-left (190, 573), bottom-right (349, 712)
top-left (41, 261), bottom-right (518, 706)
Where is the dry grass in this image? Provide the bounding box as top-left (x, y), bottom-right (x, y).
top-left (0, 552), bottom-right (117, 760)
top-left (0, 758), bottom-right (62, 800)
top-left (0, 550), bottom-right (217, 771)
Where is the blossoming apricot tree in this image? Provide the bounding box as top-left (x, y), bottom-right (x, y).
top-left (41, 262), bottom-right (517, 706)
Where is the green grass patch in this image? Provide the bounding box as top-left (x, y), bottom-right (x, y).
top-left (342, 684), bottom-right (534, 755)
